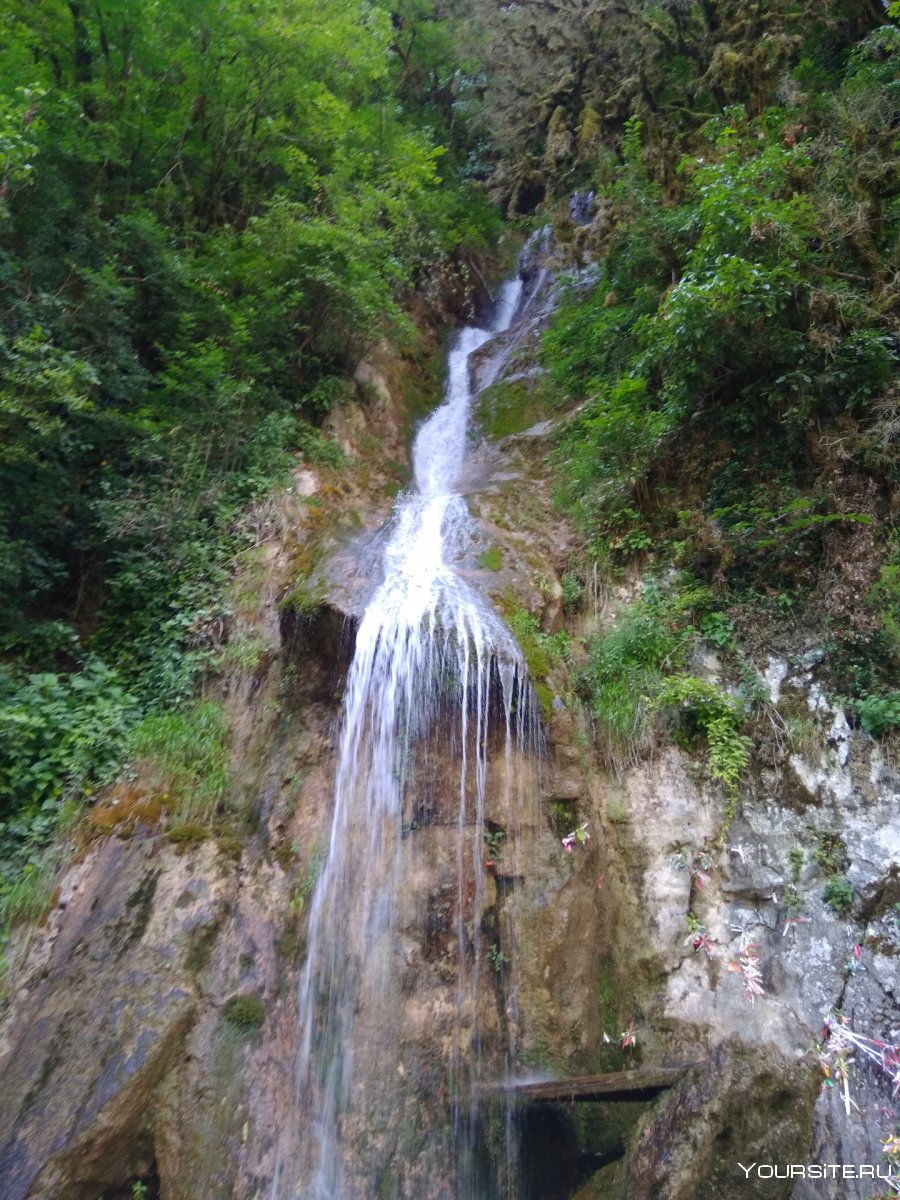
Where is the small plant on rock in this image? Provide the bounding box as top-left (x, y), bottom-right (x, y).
top-left (654, 676), bottom-right (752, 829)
top-left (484, 829), bottom-right (505, 868)
top-left (823, 877), bottom-right (854, 916)
top-left (685, 914), bottom-right (715, 959)
top-left (223, 993), bottom-right (265, 1033)
top-left (487, 943), bottom-right (509, 973)
top-left (561, 822), bottom-right (590, 853)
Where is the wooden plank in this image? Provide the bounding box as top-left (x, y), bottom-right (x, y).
top-left (480, 1067), bottom-right (690, 1104)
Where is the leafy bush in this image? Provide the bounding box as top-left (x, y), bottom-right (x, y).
top-left (653, 675), bottom-right (752, 806)
top-left (0, 660), bottom-right (138, 885)
top-left (854, 692), bottom-right (900, 738)
top-left (540, 32), bottom-right (899, 644)
top-left (581, 585), bottom-right (689, 761)
top-left (0, 660), bottom-right (136, 814)
top-left (823, 878), bottom-right (854, 916)
top-left (561, 571), bottom-right (585, 613)
top-left (580, 580), bottom-right (752, 822)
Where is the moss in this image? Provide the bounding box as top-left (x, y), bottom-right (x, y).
top-left (478, 546), bottom-right (503, 571)
top-left (184, 921), bottom-right (220, 974)
top-left (168, 822), bottom-right (210, 847)
top-left (534, 681), bottom-right (555, 718)
top-left (278, 573), bottom-right (326, 614)
top-left (476, 377), bottom-right (547, 439)
top-left (222, 993), bottom-right (266, 1033)
top-left (215, 832), bottom-right (243, 862)
top-left (110, 870), bottom-right (160, 958)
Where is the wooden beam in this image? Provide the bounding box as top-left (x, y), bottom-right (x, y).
top-left (480, 1066), bottom-right (691, 1104)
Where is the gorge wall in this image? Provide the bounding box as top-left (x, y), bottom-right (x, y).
top-left (1, 239), bottom-right (897, 1200)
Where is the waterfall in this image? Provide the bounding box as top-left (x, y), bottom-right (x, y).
top-left (271, 252), bottom-right (543, 1200)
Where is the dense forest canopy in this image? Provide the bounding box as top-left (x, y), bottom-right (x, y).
top-left (0, 0), bottom-right (500, 913)
top-left (0, 1), bottom-right (897, 952)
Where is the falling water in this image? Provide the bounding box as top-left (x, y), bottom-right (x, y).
top-left (271, 252), bottom-right (544, 1200)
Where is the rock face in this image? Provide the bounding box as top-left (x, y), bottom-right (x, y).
top-left (0, 839), bottom-right (200, 1200)
top-left (0, 258), bottom-right (897, 1200)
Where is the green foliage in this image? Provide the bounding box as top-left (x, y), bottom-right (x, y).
top-left (0, 660), bottom-right (136, 813)
top-left (0, 858), bottom-right (56, 929)
top-left (221, 633), bottom-right (267, 674)
top-left (534, 15), bottom-right (899, 705)
top-left (0, 0), bottom-right (496, 912)
top-left (506, 607), bottom-right (553, 680)
top-left (222, 993), bottom-right (266, 1033)
top-left (129, 701), bottom-right (230, 822)
top-left (561, 571), bottom-right (585, 614)
top-left (581, 584), bottom-right (690, 758)
top-left (540, 19), bottom-right (897, 614)
top-left (478, 546), bottom-right (503, 571)
top-left (0, 660), bottom-right (138, 886)
top-left (280, 574), bottom-right (326, 616)
top-left (854, 692), bottom-right (900, 738)
top-left (505, 603), bottom-right (571, 716)
top-left (699, 611), bottom-right (734, 649)
top-left (552, 376), bottom-right (670, 549)
top-left (867, 542), bottom-right (900, 663)
top-left (484, 829), bottom-right (505, 863)
top-left (823, 878), bottom-right (854, 916)
top-left (296, 422), bottom-right (347, 469)
top-left (815, 832), bottom-right (848, 876)
top-left (788, 848), bottom-right (805, 882)
top-left (487, 943), bottom-right (509, 973)
top-left (581, 580), bottom-right (751, 822)
top-left (653, 676), bottom-right (752, 805)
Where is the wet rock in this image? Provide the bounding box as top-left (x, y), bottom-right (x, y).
top-left (0, 839), bottom-right (221, 1200)
top-left (623, 1040), bottom-right (819, 1200)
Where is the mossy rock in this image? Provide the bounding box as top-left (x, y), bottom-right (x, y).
top-left (477, 376), bottom-right (548, 439)
top-left (215, 832), bottom-right (243, 862)
top-left (168, 823), bottom-right (210, 848)
top-left (279, 573), bottom-right (326, 614)
top-left (184, 922), bottom-right (221, 974)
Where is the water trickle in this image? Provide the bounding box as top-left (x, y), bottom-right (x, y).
top-left (271, 253), bottom-right (544, 1200)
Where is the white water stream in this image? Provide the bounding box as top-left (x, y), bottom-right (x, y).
top-left (271, 260), bottom-right (542, 1200)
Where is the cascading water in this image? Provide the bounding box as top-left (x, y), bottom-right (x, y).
top-left (271, 253), bottom-right (544, 1200)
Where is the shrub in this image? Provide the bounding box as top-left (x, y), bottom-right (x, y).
top-left (654, 675), bottom-right (751, 804)
top-left (0, 659), bottom-right (137, 814)
top-left (222, 993), bottom-right (266, 1032)
top-left (581, 585), bottom-right (688, 761)
top-left (823, 878), bottom-right (854, 916)
top-left (854, 692), bottom-right (900, 738)
top-left (0, 660), bottom-right (138, 890)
